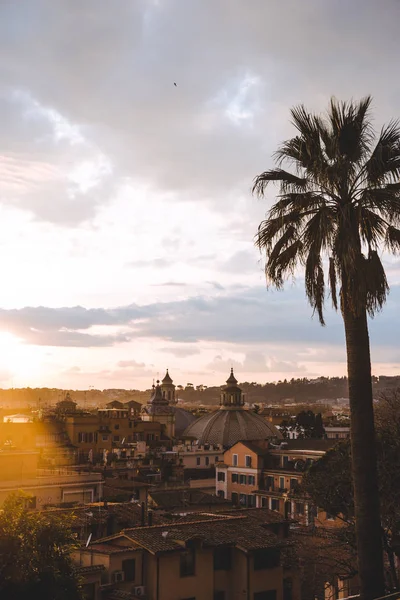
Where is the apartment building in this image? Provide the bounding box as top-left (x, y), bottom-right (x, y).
top-left (0, 450), bottom-right (103, 507)
top-left (216, 440), bottom-right (270, 506)
top-left (217, 440), bottom-right (336, 525)
top-left (167, 442), bottom-right (224, 468)
top-left (75, 508), bottom-right (300, 600)
top-left (64, 410), bottom-right (163, 463)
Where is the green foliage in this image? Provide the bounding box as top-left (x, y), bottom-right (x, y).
top-left (280, 410), bottom-right (325, 438)
top-left (0, 492), bottom-right (84, 600)
top-left (301, 390), bottom-right (400, 589)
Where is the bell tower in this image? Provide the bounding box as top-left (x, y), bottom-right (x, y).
top-left (161, 369), bottom-right (176, 404)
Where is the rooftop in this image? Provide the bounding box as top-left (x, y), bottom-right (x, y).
top-left (86, 508), bottom-right (289, 555)
top-left (148, 488), bottom-right (230, 509)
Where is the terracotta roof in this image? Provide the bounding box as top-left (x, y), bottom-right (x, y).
top-left (149, 488), bottom-right (229, 509)
top-left (122, 512), bottom-right (285, 554)
top-left (219, 506), bottom-right (287, 524)
top-left (236, 440), bottom-right (270, 456)
top-left (88, 542), bottom-right (139, 555)
top-left (42, 502), bottom-right (145, 528)
top-left (73, 564), bottom-right (105, 574)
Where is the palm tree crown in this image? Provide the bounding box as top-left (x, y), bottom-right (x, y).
top-left (253, 96), bottom-right (400, 324)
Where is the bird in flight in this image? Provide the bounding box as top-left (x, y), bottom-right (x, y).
top-left (174, 82), bottom-right (177, 87)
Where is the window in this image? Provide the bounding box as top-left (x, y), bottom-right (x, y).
top-left (78, 432), bottom-right (86, 443)
top-left (114, 424), bottom-right (120, 430)
top-left (253, 549), bottom-right (280, 570)
top-left (239, 474), bottom-right (246, 485)
top-left (247, 494), bottom-right (256, 507)
top-left (122, 558), bottom-right (136, 581)
top-left (239, 493), bottom-right (247, 506)
top-left (180, 546), bottom-right (196, 577)
top-left (82, 582), bottom-right (96, 600)
top-left (231, 473), bottom-right (238, 483)
top-left (283, 578), bottom-right (293, 600)
top-left (205, 456), bottom-right (210, 466)
top-left (271, 498), bottom-right (280, 512)
top-left (261, 497), bottom-right (267, 508)
top-left (245, 455), bottom-right (252, 468)
top-left (196, 457), bottom-right (201, 466)
top-left (215, 456), bottom-right (219, 462)
top-left (113, 435), bottom-right (120, 442)
top-left (217, 472), bottom-right (225, 482)
top-left (295, 502), bottom-right (304, 515)
top-left (279, 477), bottom-right (285, 490)
top-left (129, 421), bottom-right (133, 428)
top-left (217, 490), bottom-right (225, 499)
top-left (290, 478), bottom-right (298, 491)
top-left (232, 454), bottom-right (238, 466)
top-left (213, 547), bottom-right (232, 570)
top-left (266, 476), bottom-right (274, 491)
top-left (254, 592), bottom-right (277, 600)
top-left (283, 455), bottom-right (289, 467)
top-left (248, 475), bottom-right (256, 486)
top-left (102, 435), bottom-right (108, 441)
top-left (231, 492), bottom-right (238, 505)
top-left (214, 592), bottom-right (225, 600)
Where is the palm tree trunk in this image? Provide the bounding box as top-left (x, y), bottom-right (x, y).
top-left (342, 305), bottom-right (385, 600)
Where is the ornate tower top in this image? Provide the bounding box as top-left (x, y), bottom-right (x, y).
top-left (147, 380), bottom-right (169, 406)
top-left (162, 369), bottom-right (173, 384)
top-left (220, 369), bottom-right (244, 408)
top-left (161, 369), bottom-right (176, 404)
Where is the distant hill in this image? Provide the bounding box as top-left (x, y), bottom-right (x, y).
top-left (0, 375), bottom-right (398, 409)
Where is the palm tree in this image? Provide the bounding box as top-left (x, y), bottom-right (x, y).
top-left (253, 96), bottom-right (400, 600)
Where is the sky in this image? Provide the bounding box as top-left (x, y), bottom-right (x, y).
top-left (1, 0), bottom-right (400, 390)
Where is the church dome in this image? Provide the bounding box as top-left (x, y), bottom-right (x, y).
top-left (174, 407), bottom-right (197, 436)
top-left (182, 370), bottom-right (282, 447)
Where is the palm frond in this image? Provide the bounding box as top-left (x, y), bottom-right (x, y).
top-left (256, 211), bottom-right (307, 251)
top-left (358, 208), bottom-right (387, 248)
top-left (364, 120), bottom-right (400, 185)
top-left (359, 186), bottom-right (400, 225)
top-left (302, 207), bottom-right (336, 254)
top-left (269, 193), bottom-right (328, 219)
top-left (329, 96), bottom-right (373, 163)
top-left (305, 252), bottom-right (325, 325)
top-left (252, 169), bottom-right (308, 196)
top-left (265, 239), bottom-right (304, 288)
top-left (329, 257), bottom-right (338, 310)
top-left (384, 225), bottom-right (400, 254)
top-left (365, 251), bottom-right (389, 315)
top-left (253, 95), bottom-right (399, 322)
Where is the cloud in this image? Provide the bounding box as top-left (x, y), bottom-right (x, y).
top-left (2, 0), bottom-right (400, 228)
top-left (127, 258), bottom-right (169, 269)
top-left (152, 282), bottom-right (188, 287)
top-left (221, 249), bottom-right (262, 274)
top-left (159, 345), bottom-right (201, 358)
top-left (117, 360), bottom-right (147, 368)
top-left (0, 285), bottom-right (399, 353)
top-left (207, 351), bottom-right (305, 375)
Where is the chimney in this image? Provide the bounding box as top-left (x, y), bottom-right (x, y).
top-left (141, 501), bottom-right (146, 527)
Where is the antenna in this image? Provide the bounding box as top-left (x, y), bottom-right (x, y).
top-left (86, 533), bottom-right (92, 547)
